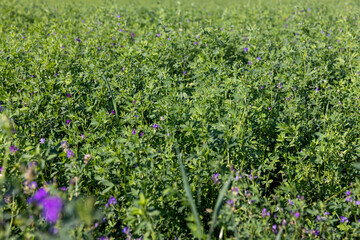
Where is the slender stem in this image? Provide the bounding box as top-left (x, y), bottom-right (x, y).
top-left (324, 184), bottom-right (354, 203)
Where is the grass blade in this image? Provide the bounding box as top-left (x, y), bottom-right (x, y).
top-left (275, 226), bottom-right (284, 240)
top-left (175, 144), bottom-right (203, 238)
top-left (102, 74), bottom-right (119, 118)
top-left (206, 176), bottom-right (232, 240)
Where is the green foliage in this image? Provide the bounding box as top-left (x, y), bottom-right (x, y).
top-left (1, 0), bottom-right (360, 238)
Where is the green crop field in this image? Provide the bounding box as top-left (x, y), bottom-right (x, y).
top-left (1, 0), bottom-right (360, 239)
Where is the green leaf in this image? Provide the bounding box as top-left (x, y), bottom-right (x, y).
top-left (353, 162), bottom-right (360, 170)
top-left (206, 176), bottom-right (232, 240)
top-left (101, 186), bottom-right (113, 195)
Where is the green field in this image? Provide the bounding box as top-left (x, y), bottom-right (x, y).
top-left (1, 0), bottom-right (360, 239)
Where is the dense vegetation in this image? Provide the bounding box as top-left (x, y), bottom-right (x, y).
top-left (1, 0), bottom-right (360, 239)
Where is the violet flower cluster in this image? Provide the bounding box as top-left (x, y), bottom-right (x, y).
top-left (28, 188), bottom-right (63, 223)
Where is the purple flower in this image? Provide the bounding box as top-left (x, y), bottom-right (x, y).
top-left (340, 216), bottom-right (348, 223)
top-left (42, 196), bottom-right (63, 223)
top-left (75, 38), bottom-right (81, 43)
top-left (268, 107), bottom-right (272, 110)
top-left (28, 181), bottom-right (38, 190)
top-left (231, 187), bottom-right (239, 194)
top-left (272, 225), bottom-right (278, 234)
top-left (29, 188), bottom-right (48, 204)
top-left (81, 134), bottom-right (85, 140)
top-left (111, 110), bottom-right (115, 115)
top-left (29, 161), bottom-right (38, 168)
top-left (122, 226), bottom-right (131, 238)
top-left (157, 34), bottom-right (161, 37)
top-left (66, 149), bottom-right (75, 158)
top-left (66, 119), bottom-right (71, 124)
top-left (328, 46), bottom-right (331, 49)
top-left (106, 196), bottom-right (117, 207)
top-left (249, 173), bottom-right (257, 180)
top-left (244, 47), bottom-right (248, 52)
top-left (316, 215), bottom-right (326, 222)
top-left (40, 138), bottom-right (45, 144)
top-left (261, 208), bottom-right (270, 218)
top-left (98, 237), bottom-right (110, 240)
top-left (256, 57), bottom-right (261, 61)
top-left (10, 145), bottom-right (19, 154)
top-left (140, 132), bottom-right (144, 137)
top-left (288, 199), bottom-right (293, 205)
top-left (346, 190), bottom-right (351, 196)
top-left (132, 129), bottom-right (137, 135)
top-left (61, 141), bottom-right (69, 149)
top-left (324, 211), bottom-right (330, 215)
top-left (134, 115), bottom-right (139, 118)
top-left (356, 201), bottom-right (360, 205)
top-left (315, 88), bottom-right (319, 93)
top-left (194, 42), bottom-right (197, 45)
top-left (59, 186), bottom-right (67, 191)
top-left (346, 197), bottom-right (353, 202)
top-left (248, 62), bottom-right (252, 65)
top-left (67, 93), bottom-right (71, 98)
top-left (226, 199), bottom-right (234, 207)
top-left (212, 173), bottom-right (220, 184)
top-left (183, 71), bottom-right (187, 75)
top-left (295, 212), bottom-right (300, 218)
top-left (152, 124), bottom-right (159, 128)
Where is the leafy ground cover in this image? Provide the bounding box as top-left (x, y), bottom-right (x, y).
top-left (1, 0), bottom-right (360, 239)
